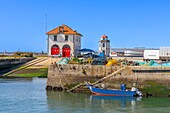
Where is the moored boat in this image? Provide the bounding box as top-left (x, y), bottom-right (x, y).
top-left (86, 83), bottom-right (142, 97)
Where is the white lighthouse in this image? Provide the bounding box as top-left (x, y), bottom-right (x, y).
top-left (99, 34), bottom-right (110, 57)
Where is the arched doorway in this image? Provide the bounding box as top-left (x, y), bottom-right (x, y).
top-left (62, 45), bottom-right (70, 57)
top-left (51, 44), bottom-right (60, 55)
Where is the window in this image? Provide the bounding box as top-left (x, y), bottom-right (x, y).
top-left (65, 35), bottom-right (68, 41)
top-left (77, 37), bottom-right (80, 42)
top-left (54, 35), bottom-right (57, 41)
top-left (103, 43), bottom-right (105, 47)
top-left (79, 37), bottom-right (81, 42)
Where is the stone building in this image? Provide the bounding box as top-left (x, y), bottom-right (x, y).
top-left (99, 34), bottom-right (110, 57)
top-left (46, 24), bottom-right (82, 57)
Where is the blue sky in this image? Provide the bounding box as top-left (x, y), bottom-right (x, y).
top-left (0, 0), bottom-right (170, 52)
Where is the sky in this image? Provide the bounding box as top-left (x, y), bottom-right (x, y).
top-left (0, 0), bottom-right (170, 52)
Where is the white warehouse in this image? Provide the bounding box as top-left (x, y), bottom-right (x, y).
top-left (144, 50), bottom-right (160, 60)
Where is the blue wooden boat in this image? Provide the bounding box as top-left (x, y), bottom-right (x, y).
top-left (86, 84), bottom-right (138, 97)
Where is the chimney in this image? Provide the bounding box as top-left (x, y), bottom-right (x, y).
top-left (58, 26), bottom-right (64, 33)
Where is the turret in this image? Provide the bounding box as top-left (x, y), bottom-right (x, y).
top-left (99, 34), bottom-right (110, 57)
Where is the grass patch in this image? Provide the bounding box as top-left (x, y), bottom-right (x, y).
top-left (10, 68), bottom-right (48, 78)
top-left (143, 81), bottom-right (170, 96)
top-left (38, 68), bottom-right (48, 78)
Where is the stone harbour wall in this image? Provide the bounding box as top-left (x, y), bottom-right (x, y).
top-left (47, 64), bottom-right (113, 86)
top-left (47, 64), bottom-right (170, 93)
top-left (47, 64), bottom-right (133, 89)
top-left (0, 58), bottom-right (34, 66)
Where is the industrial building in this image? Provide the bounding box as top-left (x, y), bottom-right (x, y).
top-left (143, 47), bottom-right (170, 61)
top-left (143, 50), bottom-right (160, 60)
top-left (110, 48), bottom-right (145, 57)
top-left (110, 47), bottom-right (170, 61)
top-left (159, 47), bottom-right (170, 61)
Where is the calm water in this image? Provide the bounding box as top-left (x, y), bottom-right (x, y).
top-left (0, 78), bottom-right (170, 113)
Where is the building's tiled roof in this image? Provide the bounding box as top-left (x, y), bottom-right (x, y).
top-left (46, 24), bottom-right (82, 36)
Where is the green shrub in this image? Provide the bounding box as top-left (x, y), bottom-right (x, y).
top-left (13, 52), bottom-right (33, 57)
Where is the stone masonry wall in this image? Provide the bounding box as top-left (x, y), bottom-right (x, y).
top-left (0, 58), bottom-right (34, 66)
top-left (47, 64), bottom-right (132, 88)
top-left (47, 64), bottom-right (170, 90)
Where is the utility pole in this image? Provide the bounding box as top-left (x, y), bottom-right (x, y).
top-left (45, 14), bottom-right (49, 55)
top-left (45, 14), bottom-right (47, 32)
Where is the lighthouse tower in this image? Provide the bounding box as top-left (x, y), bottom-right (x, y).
top-left (99, 34), bottom-right (110, 57)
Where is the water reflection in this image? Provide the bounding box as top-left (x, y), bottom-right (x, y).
top-left (90, 95), bottom-right (142, 113)
top-left (46, 91), bottom-right (143, 113)
top-left (90, 95), bottom-right (141, 107)
top-left (46, 91), bottom-right (92, 113)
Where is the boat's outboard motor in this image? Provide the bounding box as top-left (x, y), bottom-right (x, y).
top-left (136, 90), bottom-right (143, 97)
top-left (131, 87), bottom-right (143, 97)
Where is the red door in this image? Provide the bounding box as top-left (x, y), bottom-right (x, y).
top-left (62, 48), bottom-right (70, 57)
top-left (51, 47), bottom-right (60, 55)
